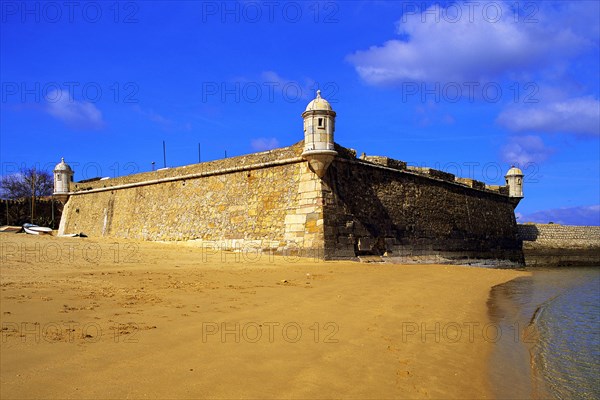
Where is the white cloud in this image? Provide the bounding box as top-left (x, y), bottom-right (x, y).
top-left (347, 1), bottom-right (595, 86)
top-left (132, 105), bottom-right (192, 133)
top-left (260, 71), bottom-right (316, 100)
top-left (519, 205), bottom-right (600, 226)
top-left (251, 137), bottom-right (279, 151)
top-left (497, 97), bottom-right (600, 137)
top-left (45, 89), bottom-right (104, 130)
top-left (500, 135), bottom-right (554, 165)
top-left (261, 71), bottom-right (292, 87)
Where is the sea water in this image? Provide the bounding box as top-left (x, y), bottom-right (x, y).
top-left (488, 267), bottom-right (600, 399)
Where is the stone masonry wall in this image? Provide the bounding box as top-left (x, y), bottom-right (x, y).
top-left (71, 145), bottom-right (301, 192)
top-left (322, 158), bottom-right (522, 263)
top-left (518, 224), bottom-right (600, 248)
top-left (517, 224), bottom-right (600, 266)
top-left (61, 142), bottom-right (326, 254)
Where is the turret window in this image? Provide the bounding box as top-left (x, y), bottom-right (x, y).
top-left (57, 175), bottom-right (61, 181)
top-left (318, 118), bottom-right (325, 129)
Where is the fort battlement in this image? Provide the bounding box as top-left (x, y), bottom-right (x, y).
top-left (72, 142), bottom-right (512, 199)
top-left (351, 152), bottom-right (510, 196)
top-left (68, 137), bottom-right (516, 208)
top-left (71, 144), bottom-right (303, 193)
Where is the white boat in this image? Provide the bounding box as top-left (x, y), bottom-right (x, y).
top-left (23, 224), bottom-right (53, 235)
top-left (0, 226), bottom-right (21, 233)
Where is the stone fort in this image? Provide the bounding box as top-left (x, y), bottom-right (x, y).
top-left (53, 91), bottom-right (525, 264)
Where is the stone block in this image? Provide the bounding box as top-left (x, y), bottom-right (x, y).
top-left (306, 224), bottom-right (320, 234)
top-left (470, 180), bottom-right (486, 190)
top-left (298, 205), bottom-right (317, 213)
top-left (298, 198), bottom-right (316, 206)
top-left (305, 213), bottom-right (319, 222)
top-left (428, 169), bottom-right (455, 182)
top-left (284, 214), bottom-right (307, 225)
top-left (287, 223), bottom-right (305, 232)
top-left (298, 180), bottom-right (316, 193)
top-left (388, 159), bottom-right (407, 170)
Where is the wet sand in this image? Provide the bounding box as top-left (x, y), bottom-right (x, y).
top-left (489, 268), bottom-right (600, 400)
top-left (1, 234), bottom-right (528, 399)
top-left (488, 276), bottom-right (547, 399)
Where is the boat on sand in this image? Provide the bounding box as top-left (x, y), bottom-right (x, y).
top-left (23, 223), bottom-right (53, 235)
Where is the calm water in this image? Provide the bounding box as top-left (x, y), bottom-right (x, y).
top-left (488, 267), bottom-right (600, 399)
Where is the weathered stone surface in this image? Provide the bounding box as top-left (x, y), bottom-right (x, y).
top-left (62, 142), bottom-right (324, 253)
top-left (518, 223), bottom-right (600, 246)
top-left (71, 144), bottom-right (303, 192)
top-left (518, 224), bottom-right (600, 266)
top-left (322, 159), bottom-right (523, 263)
top-left (363, 156), bottom-right (407, 170)
top-left (406, 166), bottom-right (455, 182)
top-left (456, 178), bottom-right (486, 190)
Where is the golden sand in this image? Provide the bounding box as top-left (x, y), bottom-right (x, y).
top-left (0, 234), bottom-right (528, 399)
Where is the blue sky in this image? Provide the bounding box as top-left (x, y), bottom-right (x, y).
top-left (1, 1), bottom-right (599, 225)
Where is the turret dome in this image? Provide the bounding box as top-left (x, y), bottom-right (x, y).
top-left (506, 166), bottom-right (523, 176)
top-left (304, 90), bottom-right (332, 112)
top-left (54, 157), bottom-right (72, 173)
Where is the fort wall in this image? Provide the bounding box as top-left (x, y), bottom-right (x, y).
top-left (322, 154), bottom-right (522, 263)
top-left (518, 224), bottom-right (600, 247)
top-left (61, 142), bottom-right (327, 254)
top-left (518, 224), bottom-right (600, 266)
top-left (59, 141), bottom-right (524, 264)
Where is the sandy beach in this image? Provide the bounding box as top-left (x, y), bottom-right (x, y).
top-left (1, 234), bottom-right (529, 399)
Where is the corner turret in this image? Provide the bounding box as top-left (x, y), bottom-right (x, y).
top-left (505, 166), bottom-right (524, 206)
top-left (53, 157), bottom-right (73, 203)
top-left (301, 90), bottom-right (337, 178)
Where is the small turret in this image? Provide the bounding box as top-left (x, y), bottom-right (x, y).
top-left (301, 90), bottom-right (337, 178)
top-left (53, 157), bottom-right (73, 203)
top-left (505, 166), bottom-right (524, 205)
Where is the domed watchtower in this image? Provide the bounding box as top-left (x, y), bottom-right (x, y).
top-left (505, 166), bottom-right (524, 203)
top-left (53, 157), bottom-right (73, 203)
top-left (302, 90), bottom-right (337, 178)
